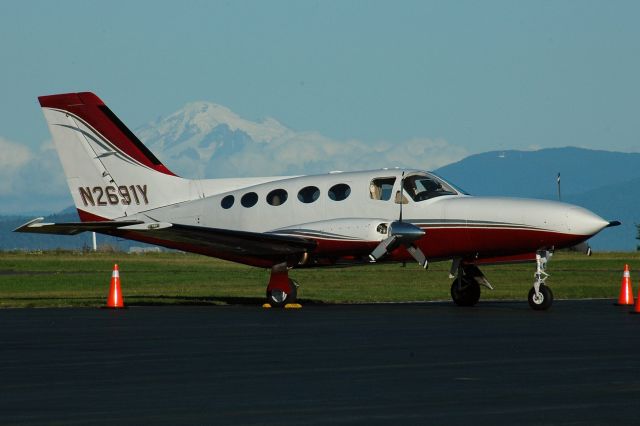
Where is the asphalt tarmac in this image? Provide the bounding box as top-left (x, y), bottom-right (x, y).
top-left (1, 300), bottom-right (640, 425)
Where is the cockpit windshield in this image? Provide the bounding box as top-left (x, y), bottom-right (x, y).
top-left (429, 172), bottom-right (470, 195)
top-left (402, 173), bottom-right (459, 202)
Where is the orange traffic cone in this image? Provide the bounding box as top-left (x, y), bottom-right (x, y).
top-left (616, 264), bottom-right (634, 306)
top-left (104, 264), bottom-right (125, 309)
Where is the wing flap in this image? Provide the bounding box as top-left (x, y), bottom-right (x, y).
top-left (141, 223), bottom-right (316, 256)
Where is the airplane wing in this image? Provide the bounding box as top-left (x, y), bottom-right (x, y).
top-left (14, 218), bottom-right (317, 257)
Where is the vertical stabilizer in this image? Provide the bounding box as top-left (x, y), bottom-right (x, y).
top-left (39, 92), bottom-right (200, 221)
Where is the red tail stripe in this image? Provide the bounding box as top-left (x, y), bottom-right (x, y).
top-left (38, 92), bottom-right (176, 176)
top-left (77, 208), bottom-right (109, 222)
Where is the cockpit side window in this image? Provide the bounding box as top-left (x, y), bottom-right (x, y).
top-left (369, 177), bottom-right (396, 201)
top-left (403, 175), bottom-right (457, 202)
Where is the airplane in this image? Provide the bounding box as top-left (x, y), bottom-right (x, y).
top-left (15, 92), bottom-right (620, 310)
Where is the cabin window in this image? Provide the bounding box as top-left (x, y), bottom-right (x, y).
top-left (267, 189), bottom-right (288, 206)
top-left (328, 183), bottom-right (351, 201)
top-left (221, 195), bottom-right (234, 209)
top-left (403, 175), bottom-right (456, 202)
top-left (369, 177), bottom-right (396, 201)
top-left (241, 192), bottom-right (258, 208)
top-left (298, 186), bottom-right (320, 203)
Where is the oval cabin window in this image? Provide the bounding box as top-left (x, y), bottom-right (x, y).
top-left (328, 183), bottom-right (351, 201)
top-left (297, 186), bottom-right (320, 204)
top-left (221, 195), bottom-right (234, 209)
top-left (266, 189), bottom-right (288, 206)
top-left (241, 192), bottom-right (258, 208)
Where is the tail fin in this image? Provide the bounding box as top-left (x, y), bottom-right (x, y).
top-left (39, 92), bottom-right (200, 221)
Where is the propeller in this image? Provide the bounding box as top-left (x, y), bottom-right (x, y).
top-left (369, 172), bottom-right (429, 269)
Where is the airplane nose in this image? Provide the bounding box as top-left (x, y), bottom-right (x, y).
top-left (566, 206), bottom-right (609, 236)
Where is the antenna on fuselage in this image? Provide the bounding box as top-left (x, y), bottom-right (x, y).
top-left (557, 172), bottom-right (561, 201)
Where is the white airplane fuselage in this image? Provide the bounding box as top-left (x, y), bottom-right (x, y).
top-left (125, 168), bottom-right (608, 268)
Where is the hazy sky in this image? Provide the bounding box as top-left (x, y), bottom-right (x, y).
top-left (1, 0), bottom-right (638, 154)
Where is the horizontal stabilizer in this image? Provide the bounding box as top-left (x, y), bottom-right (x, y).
top-left (14, 217), bottom-right (143, 235)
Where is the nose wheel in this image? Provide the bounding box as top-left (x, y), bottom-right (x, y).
top-left (528, 284), bottom-right (553, 310)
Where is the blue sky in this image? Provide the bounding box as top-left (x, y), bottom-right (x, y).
top-left (1, 0), bottom-right (638, 154)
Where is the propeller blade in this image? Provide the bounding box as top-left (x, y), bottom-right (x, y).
top-left (369, 235), bottom-right (400, 262)
top-left (406, 245), bottom-right (428, 269)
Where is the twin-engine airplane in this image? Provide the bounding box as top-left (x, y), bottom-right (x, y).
top-left (16, 92), bottom-right (619, 310)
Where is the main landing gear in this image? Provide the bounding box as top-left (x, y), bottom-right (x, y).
top-left (450, 262), bottom-right (492, 307)
top-left (527, 251), bottom-right (554, 311)
top-left (451, 276), bottom-right (481, 307)
top-left (266, 263), bottom-right (299, 308)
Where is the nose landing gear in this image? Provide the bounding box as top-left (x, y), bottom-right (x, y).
top-left (528, 250), bottom-right (554, 311)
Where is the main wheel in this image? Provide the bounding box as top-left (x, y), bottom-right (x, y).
top-left (451, 277), bottom-right (481, 307)
top-left (528, 285), bottom-right (553, 311)
top-left (266, 278), bottom-right (298, 308)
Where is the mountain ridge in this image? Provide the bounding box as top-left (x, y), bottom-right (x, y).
top-left (435, 147), bottom-right (640, 199)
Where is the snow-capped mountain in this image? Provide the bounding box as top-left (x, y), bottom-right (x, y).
top-left (136, 102), bottom-right (295, 178)
top-left (134, 102), bottom-right (467, 179)
top-left (138, 101), bottom-right (291, 150)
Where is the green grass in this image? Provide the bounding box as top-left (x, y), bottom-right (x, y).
top-left (0, 251), bottom-right (638, 308)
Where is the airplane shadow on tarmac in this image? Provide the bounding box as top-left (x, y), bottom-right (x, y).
top-left (124, 296), bottom-right (330, 306)
top-left (0, 295), bottom-right (329, 307)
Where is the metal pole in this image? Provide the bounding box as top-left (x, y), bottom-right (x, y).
top-left (92, 232), bottom-right (97, 251)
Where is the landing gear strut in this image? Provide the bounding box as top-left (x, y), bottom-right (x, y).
top-left (266, 264), bottom-right (298, 308)
top-left (528, 250), bottom-right (554, 311)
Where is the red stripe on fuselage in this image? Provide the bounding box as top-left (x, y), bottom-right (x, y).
top-left (311, 226), bottom-right (588, 264)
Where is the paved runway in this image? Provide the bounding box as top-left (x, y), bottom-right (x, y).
top-left (1, 300), bottom-right (640, 425)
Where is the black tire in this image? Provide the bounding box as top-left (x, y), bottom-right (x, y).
top-left (451, 277), bottom-right (481, 307)
top-left (528, 285), bottom-right (553, 311)
top-left (266, 278), bottom-right (298, 308)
